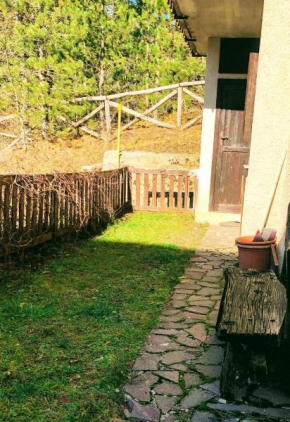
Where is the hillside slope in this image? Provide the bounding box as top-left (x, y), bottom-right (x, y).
top-left (0, 119), bottom-right (202, 174)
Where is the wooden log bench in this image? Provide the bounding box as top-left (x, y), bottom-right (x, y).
top-left (216, 267), bottom-right (287, 399)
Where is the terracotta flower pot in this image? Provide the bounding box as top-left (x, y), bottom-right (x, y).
top-left (235, 235), bottom-right (276, 270)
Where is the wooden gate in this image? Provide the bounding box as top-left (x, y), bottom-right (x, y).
top-left (129, 168), bottom-right (198, 211)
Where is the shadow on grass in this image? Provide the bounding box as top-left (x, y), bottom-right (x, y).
top-left (0, 234), bottom-right (197, 421)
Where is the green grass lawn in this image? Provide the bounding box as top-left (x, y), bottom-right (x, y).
top-left (0, 212), bottom-right (205, 421)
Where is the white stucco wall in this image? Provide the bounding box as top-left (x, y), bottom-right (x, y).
top-left (195, 38), bottom-right (220, 220)
top-left (242, 0), bottom-right (290, 264)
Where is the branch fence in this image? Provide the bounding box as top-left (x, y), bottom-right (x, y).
top-left (0, 168), bottom-right (130, 258)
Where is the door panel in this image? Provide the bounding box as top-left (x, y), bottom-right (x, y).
top-left (211, 80), bottom-right (248, 213)
top-left (218, 150), bottom-right (249, 213)
top-left (216, 79), bottom-right (247, 111)
top-left (210, 54), bottom-right (259, 214)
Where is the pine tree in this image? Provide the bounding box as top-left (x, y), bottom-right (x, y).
top-left (0, 0), bottom-right (205, 139)
top-left (0, 0), bottom-right (95, 138)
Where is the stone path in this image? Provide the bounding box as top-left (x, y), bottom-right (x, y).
top-left (123, 224), bottom-right (240, 422)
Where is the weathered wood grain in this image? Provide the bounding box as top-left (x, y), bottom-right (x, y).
top-left (109, 101), bottom-right (175, 129)
top-left (129, 168), bottom-right (197, 211)
top-left (181, 114), bottom-right (202, 130)
top-left (177, 86), bottom-right (183, 127)
top-left (69, 103), bottom-right (104, 130)
top-left (105, 99), bottom-right (111, 135)
top-left (71, 81), bottom-right (204, 103)
top-left (0, 132), bottom-right (18, 139)
top-left (217, 268), bottom-right (287, 344)
top-left (210, 79), bottom-right (248, 213)
top-left (122, 90), bottom-right (177, 132)
top-left (79, 126), bottom-right (106, 140)
top-left (183, 87), bottom-right (204, 104)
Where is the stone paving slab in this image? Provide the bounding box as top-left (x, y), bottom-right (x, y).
top-left (191, 411), bottom-right (219, 422)
top-left (123, 223), bottom-right (240, 421)
top-left (208, 403), bottom-right (290, 420)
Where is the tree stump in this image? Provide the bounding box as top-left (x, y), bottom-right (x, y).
top-left (217, 268), bottom-right (287, 398)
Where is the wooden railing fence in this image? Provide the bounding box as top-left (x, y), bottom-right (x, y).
top-left (129, 167), bottom-right (198, 211)
top-left (0, 168), bottom-right (130, 257)
top-left (0, 82), bottom-right (204, 149)
top-left (68, 81), bottom-right (204, 138)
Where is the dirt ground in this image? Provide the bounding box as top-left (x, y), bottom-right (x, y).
top-left (0, 112), bottom-right (202, 174)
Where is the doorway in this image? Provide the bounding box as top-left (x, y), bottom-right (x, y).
top-left (210, 79), bottom-right (248, 213)
top-left (210, 51), bottom-right (259, 213)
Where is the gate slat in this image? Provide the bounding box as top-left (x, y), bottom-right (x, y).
top-left (169, 175), bottom-right (175, 209)
top-left (59, 189), bottom-right (64, 230)
top-left (95, 175), bottom-right (99, 225)
top-left (143, 173), bottom-right (149, 207)
top-left (85, 179), bottom-right (89, 223)
top-left (32, 185), bottom-right (38, 236)
top-left (19, 186), bottom-right (24, 232)
top-left (128, 171), bottom-right (132, 205)
top-left (38, 183), bottom-right (44, 235)
top-left (121, 171), bottom-right (126, 207)
top-left (12, 184), bottom-right (17, 230)
top-left (152, 174), bottom-right (157, 207)
top-left (177, 174), bottom-right (183, 208)
top-left (65, 192), bottom-right (69, 229)
top-left (4, 184), bottom-right (10, 242)
top-left (26, 188), bottom-right (32, 239)
top-left (184, 175), bottom-right (189, 209)
top-left (160, 173), bottom-right (165, 209)
top-left (194, 176), bottom-right (199, 208)
top-left (54, 190), bottom-right (59, 234)
top-left (135, 173), bottom-right (141, 209)
top-left (45, 189), bottom-right (50, 230)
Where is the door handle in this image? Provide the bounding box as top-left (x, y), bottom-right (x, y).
top-left (221, 136), bottom-right (229, 141)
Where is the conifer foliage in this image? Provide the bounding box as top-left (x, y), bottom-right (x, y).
top-left (0, 0), bottom-right (205, 139)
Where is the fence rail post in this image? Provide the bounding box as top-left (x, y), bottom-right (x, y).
top-left (177, 86), bottom-right (183, 127)
top-left (105, 99), bottom-right (111, 135)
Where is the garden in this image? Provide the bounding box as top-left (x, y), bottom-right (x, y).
top-left (0, 212), bottom-right (204, 421)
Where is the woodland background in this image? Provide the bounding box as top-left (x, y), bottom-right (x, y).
top-left (0, 0), bottom-right (205, 141)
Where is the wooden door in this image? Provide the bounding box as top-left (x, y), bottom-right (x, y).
top-left (210, 54), bottom-right (258, 213)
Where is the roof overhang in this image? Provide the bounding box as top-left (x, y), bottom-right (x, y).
top-left (168, 0), bottom-right (264, 56)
